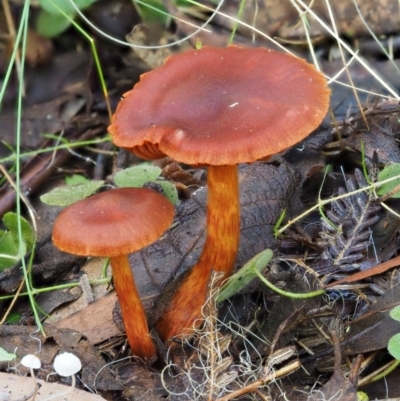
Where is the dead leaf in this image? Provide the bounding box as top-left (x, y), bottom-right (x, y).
top-left (344, 126), bottom-right (400, 165)
top-left (55, 292), bottom-right (121, 344)
top-left (309, 331), bottom-right (358, 401)
top-left (341, 284), bottom-right (400, 355)
top-left (25, 29), bottom-right (53, 67)
top-left (0, 372), bottom-right (107, 401)
top-left (117, 363), bottom-right (166, 400)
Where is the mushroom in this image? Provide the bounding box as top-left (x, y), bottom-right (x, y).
top-left (52, 188), bottom-right (175, 359)
top-left (53, 352), bottom-right (82, 379)
top-left (39, 352), bottom-right (82, 401)
top-left (21, 354), bottom-right (41, 399)
top-left (108, 46), bottom-right (330, 340)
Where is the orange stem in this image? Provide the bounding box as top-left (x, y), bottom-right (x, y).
top-left (111, 255), bottom-right (156, 359)
top-left (156, 165), bottom-right (240, 340)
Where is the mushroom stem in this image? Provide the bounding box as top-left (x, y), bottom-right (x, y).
top-left (156, 164), bottom-right (240, 340)
top-left (39, 375), bottom-right (76, 401)
top-left (111, 255), bottom-right (157, 359)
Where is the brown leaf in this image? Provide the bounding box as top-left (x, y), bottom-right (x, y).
top-left (344, 127), bottom-right (400, 165)
top-left (0, 372), bottom-right (107, 401)
top-left (341, 285), bottom-right (400, 355)
top-left (117, 363), bottom-right (166, 401)
top-left (309, 331), bottom-right (358, 401)
top-left (55, 292), bottom-right (121, 345)
top-left (25, 29), bottom-right (53, 67)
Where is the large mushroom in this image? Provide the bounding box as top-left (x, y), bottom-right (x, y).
top-left (108, 46), bottom-right (330, 340)
top-left (52, 187), bottom-right (174, 359)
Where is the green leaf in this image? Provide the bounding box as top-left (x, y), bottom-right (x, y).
top-left (357, 391), bottom-right (369, 401)
top-left (36, 10), bottom-right (72, 38)
top-left (388, 333), bottom-right (400, 360)
top-left (3, 212), bottom-right (35, 250)
top-left (157, 180), bottom-right (178, 204)
top-left (114, 165), bottom-right (162, 188)
top-left (377, 163), bottom-right (400, 198)
top-left (65, 174), bottom-right (90, 185)
top-left (273, 208), bottom-right (286, 238)
top-left (0, 347), bottom-right (16, 362)
top-left (390, 305), bottom-right (400, 322)
top-left (217, 249), bottom-right (273, 302)
top-left (0, 214), bottom-right (35, 271)
top-left (39, 0), bottom-right (98, 15)
top-left (40, 181), bottom-right (104, 206)
top-left (134, 0), bottom-right (168, 22)
top-left (6, 312), bottom-right (21, 324)
top-left (0, 231), bottom-right (20, 271)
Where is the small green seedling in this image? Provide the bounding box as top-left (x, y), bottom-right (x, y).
top-left (255, 267), bottom-right (325, 299)
top-left (368, 304), bottom-right (400, 383)
top-left (360, 141), bottom-right (372, 185)
top-left (273, 209), bottom-right (286, 238)
top-left (133, 0), bottom-right (169, 22)
top-left (217, 248), bottom-right (325, 301)
top-left (377, 163), bottom-right (400, 198)
top-left (357, 391), bottom-right (369, 401)
top-left (388, 333), bottom-right (400, 360)
top-left (195, 39), bottom-right (203, 49)
top-left (217, 249), bottom-right (273, 302)
top-left (37, 0), bottom-right (100, 38)
top-left (65, 174), bottom-right (90, 185)
top-left (114, 165), bottom-right (162, 187)
top-left (5, 312), bottom-right (21, 324)
top-left (40, 180), bottom-right (104, 207)
top-left (41, 164), bottom-right (179, 207)
top-left (114, 165), bottom-right (178, 204)
top-left (0, 212), bottom-right (35, 271)
top-left (0, 347), bottom-right (16, 362)
top-left (388, 305), bottom-right (400, 360)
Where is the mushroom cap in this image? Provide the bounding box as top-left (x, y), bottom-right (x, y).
top-left (21, 354), bottom-right (41, 369)
top-left (109, 46), bottom-right (330, 166)
top-left (52, 188), bottom-right (175, 257)
top-left (53, 352), bottom-right (82, 376)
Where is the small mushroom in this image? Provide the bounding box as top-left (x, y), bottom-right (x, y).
top-left (52, 188), bottom-right (175, 359)
top-left (108, 46), bottom-right (330, 340)
top-left (53, 352), bottom-right (82, 378)
top-left (40, 352), bottom-right (82, 401)
top-left (21, 354), bottom-right (41, 399)
top-left (21, 354), bottom-right (41, 372)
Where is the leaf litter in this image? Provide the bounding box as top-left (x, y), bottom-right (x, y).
top-left (1, 0), bottom-right (400, 400)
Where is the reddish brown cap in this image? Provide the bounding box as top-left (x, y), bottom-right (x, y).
top-left (52, 188), bottom-right (174, 257)
top-left (108, 46), bottom-right (330, 166)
